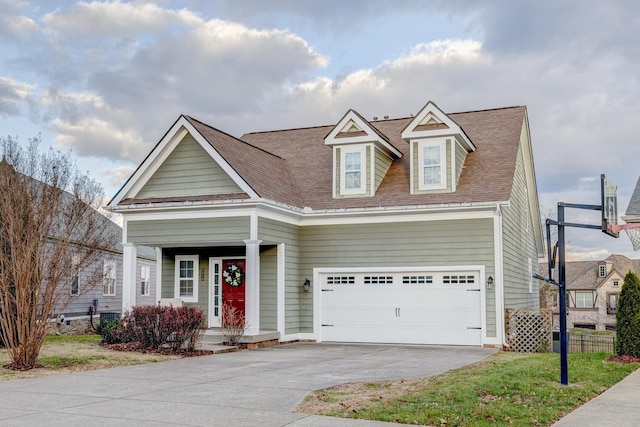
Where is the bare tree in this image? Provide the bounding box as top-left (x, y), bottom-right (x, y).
top-left (0, 136), bottom-right (118, 370)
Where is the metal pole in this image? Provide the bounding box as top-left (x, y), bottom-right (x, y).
top-left (557, 203), bottom-right (568, 385)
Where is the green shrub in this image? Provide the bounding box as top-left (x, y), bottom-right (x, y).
top-left (97, 317), bottom-right (128, 345)
top-left (615, 271), bottom-right (640, 357)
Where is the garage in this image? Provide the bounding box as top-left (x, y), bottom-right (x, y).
top-left (319, 270), bottom-right (482, 345)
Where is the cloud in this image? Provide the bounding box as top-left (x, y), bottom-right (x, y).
top-left (103, 165), bottom-right (136, 188)
top-left (41, 0), bottom-right (203, 38)
top-left (0, 77), bottom-right (34, 117)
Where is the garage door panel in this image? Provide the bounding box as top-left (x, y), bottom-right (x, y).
top-left (320, 270), bottom-right (482, 346)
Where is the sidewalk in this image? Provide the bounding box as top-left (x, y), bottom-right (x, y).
top-left (553, 367), bottom-right (640, 426)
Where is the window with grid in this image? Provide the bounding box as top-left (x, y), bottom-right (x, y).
top-left (364, 276), bottom-right (393, 284)
top-left (402, 275), bottom-right (433, 284)
top-left (103, 260), bottom-right (116, 296)
top-left (175, 255), bottom-right (198, 302)
top-left (575, 291), bottom-right (594, 308)
top-left (326, 276), bottom-right (355, 285)
top-left (140, 265), bottom-right (150, 296)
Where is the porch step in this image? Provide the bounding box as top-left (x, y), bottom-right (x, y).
top-left (195, 341), bottom-right (238, 354)
top-left (201, 330), bottom-right (281, 348)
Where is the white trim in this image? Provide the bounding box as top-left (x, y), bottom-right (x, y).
top-left (103, 259), bottom-right (117, 297)
top-left (244, 240), bottom-right (262, 335)
top-left (313, 265), bottom-right (486, 345)
top-left (174, 255), bottom-right (199, 303)
top-left (493, 204), bottom-right (505, 346)
top-left (417, 139), bottom-right (447, 191)
top-left (109, 116), bottom-right (258, 206)
top-left (325, 110), bottom-right (402, 158)
top-left (409, 139), bottom-right (415, 195)
top-left (401, 101), bottom-right (475, 151)
top-left (140, 264), bottom-right (151, 296)
top-left (339, 145), bottom-right (367, 195)
top-left (276, 243), bottom-right (286, 336)
top-left (155, 248), bottom-right (162, 302)
top-left (451, 140), bottom-right (459, 193)
top-left (332, 147), bottom-right (337, 199)
top-left (208, 258), bottom-right (222, 327)
top-left (250, 211), bottom-right (258, 240)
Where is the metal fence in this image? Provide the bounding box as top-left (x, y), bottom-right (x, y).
top-left (569, 334), bottom-right (615, 353)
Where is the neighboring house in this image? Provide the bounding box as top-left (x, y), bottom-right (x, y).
top-left (539, 254), bottom-right (639, 331)
top-left (56, 220), bottom-right (157, 332)
top-left (107, 100), bottom-right (543, 347)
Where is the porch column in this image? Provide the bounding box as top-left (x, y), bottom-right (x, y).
top-left (155, 247), bottom-right (162, 303)
top-left (244, 239), bottom-right (262, 335)
top-left (122, 243), bottom-right (137, 313)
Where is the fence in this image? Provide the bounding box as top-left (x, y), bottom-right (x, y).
top-left (569, 334), bottom-right (615, 353)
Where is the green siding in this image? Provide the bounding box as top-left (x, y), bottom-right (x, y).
top-left (501, 137), bottom-right (540, 311)
top-left (374, 148), bottom-right (393, 191)
top-left (300, 219), bottom-right (496, 335)
top-left (412, 139), bottom-right (453, 194)
top-left (455, 142), bottom-right (468, 185)
top-left (258, 218), bottom-right (301, 334)
top-left (127, 217), bottom-right (250, 246)
top-left (135, 134), bottom-right (242, 199)
top-left (259, 246), bottom-right (277, 330)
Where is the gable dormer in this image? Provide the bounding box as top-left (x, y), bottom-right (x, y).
top-left (402, 101), bottom-right (475, 194)
top-left (325, 110), bottom-right (402, 198)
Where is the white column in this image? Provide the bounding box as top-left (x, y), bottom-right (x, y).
top-left (277, 243), bottom-right (286, 336)
top-left (244, 239), bottom-right (262, 335)
top-left (122, 243), bottom-right (137, 313)
top-left (155, 247), bottom-right (163, 304)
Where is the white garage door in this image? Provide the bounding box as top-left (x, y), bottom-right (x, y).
top-left (320, 271), bottom-right (482, 345)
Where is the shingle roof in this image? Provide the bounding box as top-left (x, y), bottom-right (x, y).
top-left (238, 106), bottom-right (526, 210)
top-left (625, 176), bottom-right (640, 218)
top-left (539, 254), bottom-right (640, 290)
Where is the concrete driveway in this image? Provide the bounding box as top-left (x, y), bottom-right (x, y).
top-left (0, 343), bottom-right (496, 426)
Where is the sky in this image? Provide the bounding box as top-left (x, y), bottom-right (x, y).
top-left (1, 0), bottom-right (639, 261)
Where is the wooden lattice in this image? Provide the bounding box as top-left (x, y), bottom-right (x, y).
top-left (505, 308), bottom-right (552, 353)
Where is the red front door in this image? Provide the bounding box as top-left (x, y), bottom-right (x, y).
top-left (222, 259), bottom-right (246, 318)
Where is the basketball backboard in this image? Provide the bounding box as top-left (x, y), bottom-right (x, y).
top-left (601, 174), bottom-right (619, 237)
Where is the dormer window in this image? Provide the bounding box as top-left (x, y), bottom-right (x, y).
top-left (418, 140), bottom-right (446, 190)
top-left (599, 264), bottom-right (606, 278)
top-left (341, 147), bottom-right (366, 195)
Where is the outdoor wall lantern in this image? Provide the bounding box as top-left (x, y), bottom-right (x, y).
top-left (303, 278), bottom-right (311, 292)
top-left (486, 275), bottom-right (494, 289)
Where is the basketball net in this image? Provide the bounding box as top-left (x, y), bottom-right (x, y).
top-left (609, 224), bottom-right (640, 251)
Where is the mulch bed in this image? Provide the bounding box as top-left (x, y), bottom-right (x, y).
top-left (606, 355), bottom-right (640, 364)
top-left (99, 342), bottom-right (214, 357)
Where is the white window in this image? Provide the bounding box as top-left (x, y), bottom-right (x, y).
top-left (140, 265), bottom-right (150, 296)
top-left (576, 291), bottom-right (594, 308)
top-left (599, 264), bottom-right (606, 277)
top-left (613, 280), bottom-right (619, 287)
top-left (418, 140), bottom-right (446, 190)
top-left (103, 260), bottom-right (116, 296)
top-left (70, 255), bottom-right (80, 296)
top-left (175, 255), bottom-right (198, 302)
top-left (340, 147), bottom-right (367, 195)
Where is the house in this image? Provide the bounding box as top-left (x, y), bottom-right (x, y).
top-left (107, 100), bottom-right (543, 347)
top-left (539, 254), bottom-right (639, 331)
top-left (54, 220), bottom-right (158, 334)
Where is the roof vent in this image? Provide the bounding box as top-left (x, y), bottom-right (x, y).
top-left (372, 116), bottom-right (378, 120)
top-left (384, 115), bottom-right (389, 119)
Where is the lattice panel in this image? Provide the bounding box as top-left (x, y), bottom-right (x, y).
top-left (505, 308), bottom-right (552, 353)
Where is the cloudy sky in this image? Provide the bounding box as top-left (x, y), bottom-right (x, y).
top-left (1, 0), bottom-right (639, 260)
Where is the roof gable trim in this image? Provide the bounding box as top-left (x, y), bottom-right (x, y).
top-left (401, 101), bottom-right (475, 152)
top-left (109, 116), bottom-right (259, 207)
top-left (325, 109), bottom-right (402, 159)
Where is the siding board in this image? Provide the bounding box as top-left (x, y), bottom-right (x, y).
top-left (128, 217), bottom-right (250, 245)
top-left (135, 134), bottom-right (242, 199)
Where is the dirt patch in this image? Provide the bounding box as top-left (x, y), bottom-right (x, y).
top-left (606, 355), bottom-right (640, 364)
top-left (296, 378), bottom-right (428, 416)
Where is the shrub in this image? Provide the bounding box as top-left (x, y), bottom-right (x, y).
top-left (616, 271), bottom-right (640, 357)
top-left (98, 317), bottom-right (129, 345)
top-left (124, 305), bottom-right (206, 352)
top-left (220, 303), bottom-right (247, 346)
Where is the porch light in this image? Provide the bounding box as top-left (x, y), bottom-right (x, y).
top-left (486, 276), bottom-right (494, 289)
top-left (303, 278), bottom-right (311, 292)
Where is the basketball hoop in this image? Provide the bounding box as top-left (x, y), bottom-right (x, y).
top-left (608, 223), bottom-right (640, 251)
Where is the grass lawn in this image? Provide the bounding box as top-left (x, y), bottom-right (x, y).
top-left (297, 351), bottom-right (639, 427)
top-left (0, 334), bottom-right (179, 381)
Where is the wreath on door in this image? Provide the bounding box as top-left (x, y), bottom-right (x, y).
top-left (223, 263), bottom-right (244, 287)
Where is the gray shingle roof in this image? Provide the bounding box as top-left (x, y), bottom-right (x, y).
top-left (625, 176), bottom-right (640, 218)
